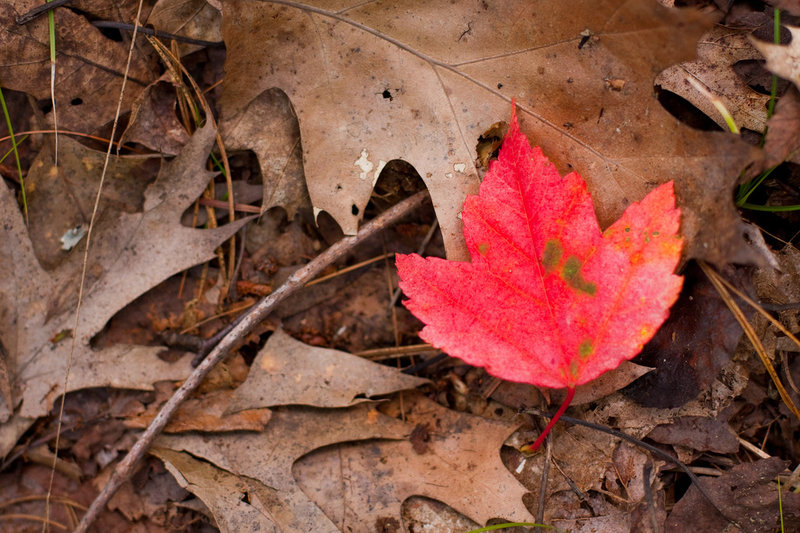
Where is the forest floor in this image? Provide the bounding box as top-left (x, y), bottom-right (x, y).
top-left (1, 1), bottom-right (800, 532)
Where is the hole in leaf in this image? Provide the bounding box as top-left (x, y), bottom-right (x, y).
top-left (351, 204), bottom-right (359, 216)
top-left (655, 86), bottom-right (722, 132)
top-left (94, 24), bottom-right (124, 42)
top-left (38, 99), bottom-right (52, 114)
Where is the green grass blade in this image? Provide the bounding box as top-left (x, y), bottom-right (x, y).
top-left (738, 202), bottom-right (800, 212)
top-left (767, 9), bottom-right (780, 120)
top-left (466, 523), bottom-right (553, 532)
top-left (0, 85), bottom-right (27, 222)
top-left (736, 165), bottom-right (776, 206)
top-left (779, 477), bottom-right (784, 533)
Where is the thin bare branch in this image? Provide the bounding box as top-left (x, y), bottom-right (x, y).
top-left (75, 191), bottom-right (429, 532)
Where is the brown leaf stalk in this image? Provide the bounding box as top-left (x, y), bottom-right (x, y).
top-left (74, 190), bottom-right (429, 532)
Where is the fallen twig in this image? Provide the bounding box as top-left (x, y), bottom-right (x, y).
top-left (75, 191), bottom-right (430, 532)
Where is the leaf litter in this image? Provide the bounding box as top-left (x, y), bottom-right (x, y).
top-left (0, 124), bottom-right (249, 453)
top-left (219, 0), bottom-right (763, 266)
top-left (0, 1), bottom-right (156, 134)
top-left (2, 0), bottom-right (800, 531)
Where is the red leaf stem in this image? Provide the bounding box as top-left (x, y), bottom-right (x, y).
top-left (526, 387), bottom-right (575, 452)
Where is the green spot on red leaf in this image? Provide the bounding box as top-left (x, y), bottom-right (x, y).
top-left (569, 360), bottom-right (579, 380)
top-left (562, 256), bottom-right (597, 295)
top-left (578, 339), bottom-right (594, 359)
top-left (542, 239), bottom-right (562, 271)
top-left (478, 242), bottom-right (490, 255)
top-left (395, 103), bottom-right (683, 447)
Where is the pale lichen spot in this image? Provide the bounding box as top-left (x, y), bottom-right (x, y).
top-left (353, 149), bottom-right (374, 180)
top-left (60, 225), bottom-right (87, 251)
top-left (453, 162), bottom-right (467, 173)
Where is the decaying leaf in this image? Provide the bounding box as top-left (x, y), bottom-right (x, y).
top-left (156, 403), bottom-right (412, 532)
top-left (125, 389), bottom-right (271, 433)
top-left (293, 394), bottom-right (532, 529)
top-left (220, 89), bottom-right (310, 218)
top-left (220, 0), bottom-right (760, 266)
top-left (151, 447), bottom-right (280, 532)
top-left (593, 357), bottom-right (750, 442)
top-left (646, 415), bottom-right (739, 454)
top-left (24, 134), bottom-right (153, 272)
top-left (226, 328), bottom-right (428, 413)
top-left (156, 387), bottom-right (532, 531)
top-left (0, 1), bottom-right (156, 133)
top-left (0, 124), bottom-right (250, 455)
top-left (119, 80), bottom-right (191, 156)
top-left (752, 25), bottom-right (800, 90)
top-left (656, 26), bottom-right (770, 132)
top-left (150, 328), bottom-right (462, 531)
top-left (665, 458), bottom-right (800, 532)
top-left (763, 85), bottom-right (800, 168)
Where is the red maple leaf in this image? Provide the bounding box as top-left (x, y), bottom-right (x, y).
top-left (396, 105), bottom-right (683, 448)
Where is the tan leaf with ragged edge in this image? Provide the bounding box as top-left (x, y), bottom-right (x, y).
top-left (0, 124), bottom-right (251, 455)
